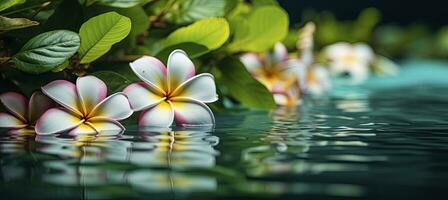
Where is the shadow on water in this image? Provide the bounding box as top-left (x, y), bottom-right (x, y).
top-left (2, 63), bottom-right (448, 199)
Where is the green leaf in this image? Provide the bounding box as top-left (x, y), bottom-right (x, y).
top-left (228, 6), bottom-right (289, 52)
top-left (156, 42), bottom-right (208, 61)
top-left (218, 57), bottom-right (275, 109)
top-left (0, 0), bottom-right (25, 12)
top-left (0, 16), bottom-right (39, 31)
top-left (78, 12), bottom-right (131, 64)
top-left (97, 0), bottom-right (151, 8)
top-left (156, 17), bottom-right (229, 55)
top-left (12, 30), bottom-right (80, 74)
top-left (91, 70), bottom-right (131, 93)
top-left (173, 0), bottom-right (227, 24)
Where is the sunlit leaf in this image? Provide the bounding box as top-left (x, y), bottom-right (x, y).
top-left (228, 6), bottom-right (289, 52)
top-left (218, 57), bottom-right (275, 109)
top-left (0, 0), bottom-right (25, 12)
top-left (12, 30), bottom-right (80, 74)
top-left (78, 12), bottom-right (131, 64)
top-left (0, 16), bottom-right (39, 31)
top-left (156, 17), bottom-right (229, 55)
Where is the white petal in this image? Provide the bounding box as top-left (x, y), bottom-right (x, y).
top-left (0, 112), bottom-right (27, 128)
top-left (167, 50), bottom-right (196, 93)
top-left (354, 43), bottom-right (374, 63)
top-left (122, 82), bottom-right (165, 111)
top-left (35, 108), bottom-right (84, 135)
top-left (0, 92), bottom-right (28, 122)
top-left (88, 93), bottom-right (133, 121)
top-left (130, 56), bottom-right (167, 94)
top-left (28, 91), bottom-right (54, 124)
top-left (269, 42), bottom-right (288, 64)
top-left (171, 73), bottom-right (218, 103)
top-left (42, 80), bottom-right (83, 116)
top-left (139, 101), bottom-right (174, 127)
top-left (171, 98), bottom-right (215, 126)
top-left (240, 53), bottom-right (263, 74)
top-left (89, 117), bottom-right (125, 135)
top-left (76, 76), bottom-right (108, 115)
top-left (325, 42), bottom-right (351, 60)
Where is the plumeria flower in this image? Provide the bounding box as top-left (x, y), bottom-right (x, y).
top-left (0, 91), bottom-right (53, 133)
top-left (324, 42), bottom-right (374, 83)
top-left (35, 76), bottom-right (133, 135)
top-left (123, 49), bottom-right (218, 127)
top-left (240, 42), bottom-right (303, 106)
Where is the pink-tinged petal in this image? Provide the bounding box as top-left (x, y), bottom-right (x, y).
top-left (28, 91), bottom-right (54, 125)
top-left (68, 123), bottom-right (97, 135)
top-left (139, 101), bottom-right (174, 128)
top-left (167, 50), bottom-right (195, 93)
top-left (35, 108), bottom-right (84, 135)
top-left (0, 112), bottom-right (27, 128)
top-left (42, 80), bottom-right (83, 116)
top-left (269, 42), bottom-right (288, 64)
top-left (122, 82), bottom-right (165, 111)
top-left (88, 93), bottom-right (133, 121)
top-left (76, 76), bottom-right (107, 115)
top-left (171, 98), bottom-right (215, 126)
top-left (0, 92), bottom-right (28, 122)
top-left (88, 117), bottom-right (125, 135)
top-left (240, 53), bottom-right (263, 74)
top-left (171, 73), bottom-right (218, 103)
top-left (130, 56), bottom-right (167, 94)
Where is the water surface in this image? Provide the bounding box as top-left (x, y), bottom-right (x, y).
top-left (1, 60), bottom-right (448, 199)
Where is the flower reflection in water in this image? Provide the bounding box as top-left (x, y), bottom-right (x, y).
top-left (30, 127), bottom-right (218, 196)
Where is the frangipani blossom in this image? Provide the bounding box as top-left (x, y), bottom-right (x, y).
top-left (123, 49), bottom-right (218, 127)
top-left (324, 42), bottom-right (374, 83)
top-left (240, 42), bottom-right (303, 106)
top-left (35, 76), bottom-right (133, 135)
top-left (0, 91), bottom-right (53, 133)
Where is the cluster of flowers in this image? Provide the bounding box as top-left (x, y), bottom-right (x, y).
top-left (240, 22), bottom-right (397, 106)
top-left (0, 50), bottom-right (218, 135)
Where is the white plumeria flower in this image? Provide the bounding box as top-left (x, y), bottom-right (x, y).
top-left (35, 76), bottom-right (133, 135)
top-left (123, 49), bottom-right (218, 127)
top-left (240, 42), bottom-right (303, 106)
top-left (324, 42), bottom-right (374, 83)
top-left (0, 91), bottom-right (53, 132)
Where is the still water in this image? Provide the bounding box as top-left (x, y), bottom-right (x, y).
top-left (1, 60), bottom-right (448, 199)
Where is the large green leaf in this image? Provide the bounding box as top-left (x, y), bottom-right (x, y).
top-left (0, 16), bottom-right (39, 31)
top-left (228, 6), bottom-right (289, 52)
top-left (0, 0), bottom-right (25, 12)
top-left (218, 57), bottom-right (275, 109)
top-left (156, 17), bottom-right (229, 55)
top-left (97, 0), bottom-right (151, 8)
top-left (91, 70), bottom-right (131, 93)
top-left (12, 30), bottom-right (80, 74)
top-left (172, 0), bottom-right (227, 24)
top-left (78, 12), bottom-right (131, 64)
